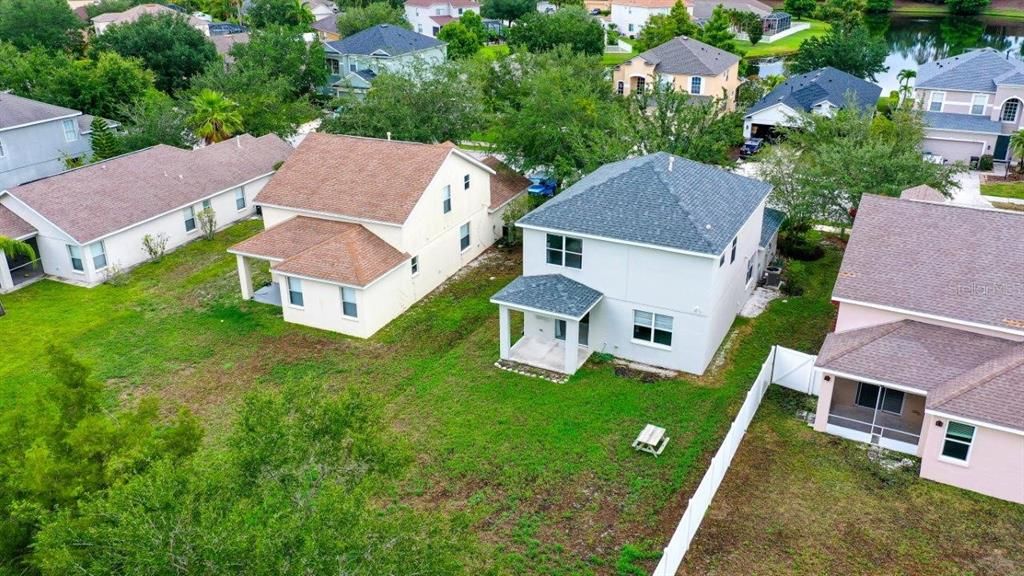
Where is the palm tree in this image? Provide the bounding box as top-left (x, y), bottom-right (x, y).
top-left (897, 69), bottom-right (916, 106)
top-left (1009, 130), bottom-right (1024, 172)
top-left (0, 236), bottom-right (36, 263)
top-left (288, 0), bottom-right (315, 26)
top-left (188, 89), bottom-right (244, 145)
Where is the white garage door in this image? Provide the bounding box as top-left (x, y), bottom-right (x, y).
top-left (922, 138), bottom-right (984, 162)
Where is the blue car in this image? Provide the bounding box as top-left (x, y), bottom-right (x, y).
top-left (528, 175), bottom-right (557, 197)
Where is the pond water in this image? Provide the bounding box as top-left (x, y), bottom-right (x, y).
top-left (756, 15), bottom-right (1024, 93)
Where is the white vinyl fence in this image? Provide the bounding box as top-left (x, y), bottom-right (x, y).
top-left (651, 345), bottom-right (818, 576)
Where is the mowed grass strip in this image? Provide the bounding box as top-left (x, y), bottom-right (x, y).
top-left (981, 180), bottom-right (1024, 200)
top-left (0, 220), bottom-right (842, 575)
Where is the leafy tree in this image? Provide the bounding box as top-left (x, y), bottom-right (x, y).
top-left (506, 6), bottom-right (604, 55)
top-left (729, 9), bottom-right (763, 45)
top-left (337, 0), bottom-right (405, 8)
top-left (0, 346), bottom-right (201, 570)
top-left (633, 0), bottom-right (699, 52)
top-left (0, 0), bottom-right (82, 52)
top-left (438, 20), bottom-right (484, 59)
top-left (699, 6), bottom-right (737, 53)
top-left (200, 0), bottom-right (244, 21)
top-left (783, 0), bottom-right (817, 19)
top-left (813, 0), bottom-right (864, 25)
top-left (117, 90), bottom-right (194, 151)
top-left (482, 0), bottom-right (537, 26)
top-left (336, 3), bottom-right (410, 36)
top-left (1009, 130), bottom-right (1024, 172)
top-left (88, 118), bottom-right (123, 161)
top-left (629, 85), bottom-right (743, 166)
top-left (91, 13), bottom-right (218, 93)
top-left (323, 59), bottom-right (485, 143)
top-left (946, 0), bottom-right (989, 14)
top-left (188, 89), bottom-right (244, 143)
top-left (227, 26), bottom-right (328, 97)
top-left (0, 236), bottom-right (35, 262)
top-left (864, 0), bottom-right (892, 13)
top-left (246, 0), bottom-right (315, 28)
top-left (32, 381), bottom-right (466, 575)
top-left (789, 22), bottom-right (888, 80)
top-left (736, 74), bottom-right (784, 108)
top-left (190, 66), bottom-right (319, 137)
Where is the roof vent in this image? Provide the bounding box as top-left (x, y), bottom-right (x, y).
top-left (668, 156), bottom-right (674, 171)
top-left (704, 224), bottom-right (711, 230)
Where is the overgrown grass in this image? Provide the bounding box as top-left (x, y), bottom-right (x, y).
top-left (981, 180), bottom-right (1024, 200)
top-left (477, 43), bottom-right (511, 60)
top-left (736, 19), bottom-right (830, 58)
top-left (0, 221), bottom-right (843, 574)
top-left (680, 387), bottom-right (1024, 575)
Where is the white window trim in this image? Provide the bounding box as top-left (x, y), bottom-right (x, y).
top-left (1001, 99), bottom-right (1021, 123)
top-left (234, 188), bottom-right (247, 212)
top-left (410, 255), bottom-right (419, 277)
top-left (442, 184), bottom-right (452, 214)
top-left (184, 206), bottom-right (198, 234)
top-left (690, 76), bottom-right (702, 95)
top-left (928, 91), bottom-right (945, 112)
top-left (632, 310), bottom-right (673, 349)
top-left (90, 241), bottom-right (108, 272)
top-left (286, 277), bottom-right (304, 310)
top-left (340, 286), bottom-right (358, 319)
top-left (545, 233), bottom-right (583, 269)
top-left (459, 222), bottom-right (471, 253)
top-left (62, 118), bottom-right (78, 142)
top-left (67, 244), bottom-right (85, 274)
top-left (938, 421), bottom-right (975, 466)
top-left (970, 94), bottom-right (987, 115)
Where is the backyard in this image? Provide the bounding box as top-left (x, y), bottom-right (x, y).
top-left (735, 19), bottom-right (830, 58)
top-left (680, 387), bottom-right (1024, 576)
top-left (0, 219), bottom-right (842, 574)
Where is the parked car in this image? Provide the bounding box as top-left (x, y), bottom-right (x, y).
top-left (590, 8), bottom-right (602, 14)
top-left (528, 175), bottom-right (557, 197)
top-left (739, 138), bottom-right (764, 158)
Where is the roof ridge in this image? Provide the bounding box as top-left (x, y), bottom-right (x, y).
top-left (650, 154), bottom-right (718, 253)
top-left (930, 345), bottom-right (1024, 409)
top-left (818, 321), bottom-right (907, 366)
top-left (864, 193), bottom-right (1024, 219)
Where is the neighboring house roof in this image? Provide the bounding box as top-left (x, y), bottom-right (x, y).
top-left (923, 111), bottom-right (1002, 135)
top-left (0, 204), bottom-right (36, 239)
top-left (254, 133), bottom-right (492, 225)
top-left (0, 93), bottom-right (80, 132)
top-left (899, 184), bottom-right (945, 202)
top-left (834, 194), bottom-right (1024, 333)
top-left (612, 0), bottom-right (681, 7)
top-left (76, 115), bottom-right (121, 135)
top-left (92, 3), bottom-right (209, 29)
top-left (4, 135), bottom-right (292, 244)
top-left (628, 35), bottom-right (739, 77)
top-left (482, 156), bottom-right (529, 210)
top-left (518, 153), bottom-right (772, 256)
top-left (430, 15), bottom-right (455, 26)
top-left (491, 274), bottom-right (604, 319)
top-left (325, 24), bottom-right (442, 57)
top-left (759, 207), bottom-right (784, 248)
top-left (745, 67), bottom-right (882, 117)
top-left (211, 32), bottom-right (250, 57)
top-left (230, 216), bottom-right (409, 287)
top-left (916, 47), bottom-right (1024, 93)
top-left (406, 0), bottom-right (479, 6)
top-left (692, 0), bottom-right (770, 19)
top-left (312, 15), bottom-right (337, 34)
top-left (816, 320), bottom-right (1024, 431)
top-left (352, 69), bottom-right (377, 82)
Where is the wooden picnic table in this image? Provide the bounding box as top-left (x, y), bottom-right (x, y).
top-left (632, 424), bottom-right (669, 457)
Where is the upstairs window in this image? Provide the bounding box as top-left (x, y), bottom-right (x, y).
top-left (928, 91), bottom-right (945, 112)
top-left (633, 310), bottom-right (673, 347)
top-left (442, 185), bottom-right (452, 214)
top-left (1001, 99), bottom-right (1021, 123)
top-left (90, 241), bottom-right (107, 270)
top-left (411, 255), bottom-right (419, 276)
top-left (941, 421), bottom-right (975, 462)
top-left (63, 118), bottom-right (78, 142)
top-left (546, 234), bottom-right (582, 269)
top-left (328, 59), bottom-right (340, 75)
top-left (202, 199), bottom-right (212, 211)
top-left (183, 207), bottom-right (197, 232)
top-left (463, 173), bottom-right (471, 190)
top-left (970, 94), bottom-right (987, 115)
top-left (730, 237), bottom-right (737, 263)
top-left (690, 77), bottom-right (702, 95)
top-left (341, 286), bottom-right (358, 318)
top-left (67, 245), bottom-right (84, 272)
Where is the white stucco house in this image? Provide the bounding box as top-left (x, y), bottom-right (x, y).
top-left (491, 153), bottom-right (783, 376)
top-left (404, 0), bottom-right (480, 37)
top-left (322, 24), bottom-right (446, 97)
top-left (610, 0), bottom-right (691, 38)
top-left (0, 134), bottom-right (292, 292)
top-left (228, 133), bottom-right (528, 338)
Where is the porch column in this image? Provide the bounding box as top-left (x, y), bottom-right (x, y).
top-left (564, 318), bottom-right (580, 374)
top-left (0, 250), bottom-right (13, 292)
top-left (813, 371), bottom-right (834, 432)
top-left (236, 254), bottom-right (253, 300)
top-left (499, 305), bottom-right (511, 360)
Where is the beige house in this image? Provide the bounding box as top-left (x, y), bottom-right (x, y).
top-left (229, 133), bottom-right (528, 338)
top-left (611, 36), bottom-right (741, 110)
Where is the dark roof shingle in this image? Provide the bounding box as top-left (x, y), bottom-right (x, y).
top-left (326, 24), bottom-right (442, 56)
top-left (631, 35), bottom-right (739, 76)
top-left (0, 93), bottom-right (80, 131)
top-left (916, 48), bottom-right (1024, 92)
top-left (746, 67), bottom-right (881, 116)
top-left (923, 111), bottom-right (1002, 134)
top-left (491, 274), bottom-right (603, 319)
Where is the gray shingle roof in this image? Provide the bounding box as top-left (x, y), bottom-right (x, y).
top-left (834, 195), bottom-right (1024, 333)
top-left (922, 111), bottom-right (1002, 134)
top-left (518, 153), bottom-right (771, 255)
top-left (632, 35), bottom-right (740, 76)
top-left (745, 67), bottom-right (881, 116)
top-left (916, 48), bottom-right (1024, 92)
top-left (326, 24), bottom-right (442, 56)
top-left (759, 207), bottom-right (784, 248)
top-left (491, 274), bottom-right (603, 319)
top-left (0, 93), bottom-right (80, 131)
top-left (692, 0), bottom-right (770, 19)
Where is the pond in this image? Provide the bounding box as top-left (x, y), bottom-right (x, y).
top-left (756, 14), bottom-right (1024, 94)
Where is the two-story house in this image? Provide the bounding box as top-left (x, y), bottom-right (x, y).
top-left (491, 153), bottom-right (782, 376)
top-left (811, 193), bottom-right (1023, 504)
top-left (914, 48), bottom-right (1024, 164)
top-left (611, 35), bottom-right (742, 111)
top-left (404, 0), bottom-right (480, 37)
top-left (610, 0), bottom-right (691, 38)
top-left (743, 66), bottom-right (882, 139)
top-left (322, 24), bottom-right (446, 97)
top-left (228, 133), bottom-right (527, 338)
top-left (0, 93), bottom-right (100, 191)
top-left (0, 134), bottom-right (291, 293)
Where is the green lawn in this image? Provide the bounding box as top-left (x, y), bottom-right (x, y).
top-left (890, 4), bottom-right (1024, 19)
top-left (981, 180), bottom-right (1024, 200)
top-left (601, 50), bottom-right (638, 67)
top-left (0, 220), bottom-right (842, 574)
top-left (680, 387), bottom-right (1024, 575)
top-left (736, 19), bottom-right (830, 58)
top-left (477, 43), bottom-right (510, 61)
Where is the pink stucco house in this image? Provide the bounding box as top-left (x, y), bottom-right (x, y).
top-left (812, 192), bottom-right (1024, 504)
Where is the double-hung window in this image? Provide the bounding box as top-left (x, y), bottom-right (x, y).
top-left (928, 91), bottom-right (945, 112)
top-left (617, 81), bottom-right (624, 95)
top-left (730, 237), bottom-right (737, 263)
top-left (690, 77), bottom-right (702, 95)
top-left (235, 188), bottom-right (246, 210)
top-left (183, 207), bottom-right (197, 232)
top-left (970, 94), bottom-right (987, 115)
top-left (442, 185), bottom-right (452, 214)
top-left (328, 59), bottom-right (340, 75)
top-left (633, 310), bottom-right (673, 346)
top-left (90, 241), bottom-right (107, 271)
top-left (340, 286), bottom-right (358, 318)
top-left (67, 245), bottom-right (84, 272)
top-left (62, 118), bottom-right (78, 142)
top-left (463, 174), bottom-right (471, 190)
top-left (287, 277), bottom-right (304, 307)
top-left (459, 222), bottom-right (471, 252)
top-left (545, 234), bottom-right (582, 269)
top-left (202, 199), bottom-right (212, 211)
top-left (941, 421), bottom-right (975, 462)
top-left (746, 259), bottom-right (754, 284)
top-left (410, 255), bottom-right (419, 276)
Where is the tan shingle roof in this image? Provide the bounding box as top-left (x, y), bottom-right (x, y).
top-left (899, 184), bottom-right (946, 202)
top-left (0, 204), bottom-right (35, 239)
top-left (92, 3), bottom-right (208, 28)
top-left (229, 216), bottom-right (408, 287)
top-left (835, 195), bottom-right (1024, 333)
top-left (7, 135), bottom-right (292, 244)
top-left (255, 133), bottom-right (465, 225)
top-left (483, 156), bottom-right (529, 210)
top-left (613, 0), bottom-right (684, 7)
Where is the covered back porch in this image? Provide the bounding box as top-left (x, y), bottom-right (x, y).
top-left (491, 274), bottom-right (603, 376)
top-left (818, 373), bottom-right (925, 455)
top-left (0, 205), bottom-right (43, 293)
